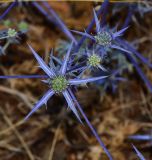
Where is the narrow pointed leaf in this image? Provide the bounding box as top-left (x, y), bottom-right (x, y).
top-left (122, 6), bottom-right (133, 28)
top-left (62, 90), bottom-right (82, 123)
top-left (69, 76), bottom-right (108, 85)
top-left (132, 145), bottom-right (146, 160)
top-left (42, 2), bottom-right (77, 44)
top-left (25, 89), bottom-right (54, 120)
top-left (0, 75), bottom-right (48, 79)
top-left (71, 30), bottom-right (95, 41)
top-left (0, 35), bottom-right (11, 40)
top-left (129, 135), bottom-right (152, 141)
top-left (28, 44), bottom-right (55, 78)
top-left (93, 9), bottom-right (100, 32)
top-left (98, 65), bottom-right (108, 72)
top-left (0, 1), bottom-right (16, 20)
top-left (60, 42), bottom-right (73, 75)
top-left (100, 0), bottom-right (109, 27)
top-left (113, 27), bottom-right (129, 38)
top-left (111, 44), bottom-right (131, 54)
top-left (31, 2), bottom-right (54, 24)
top-left (52, 55), bottom-right (62, 66)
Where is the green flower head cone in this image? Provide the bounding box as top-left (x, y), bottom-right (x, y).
top-left (51, 75), bottom-right (68, 93)
top-left (94, 31), bottom-right (112, 46)
top-left (88, 54), bottom-right (101, 67)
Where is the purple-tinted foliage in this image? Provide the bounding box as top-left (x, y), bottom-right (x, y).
top-left (0, 1), bottom-right (76, 44)
top-left (31, 2), bottom-right (55, 24)
top-left (74, 0), bottom-right (109, 52)
top-left (122, 5), bottom-right (134, 28)
top-left (32, 2), bottom-right (77, 44)
top-left (0, 75), bottom-right (48, 79)
top-left (22, 42), bottom-right (112, 159)
top-left (129, 134), bottom-right (152, 141)
top-left (72, 10), bottom-right (130, 55)
top-left (100, 0), bottom-right (109, 27)
top-left (42, 2), bottom-right (77, 44)
top-left (0, 0), bottom-right (152, 159)
top-left (25, 43), bottom-right (108, 121)
top-left (0, 1), bottom-right (17, 20)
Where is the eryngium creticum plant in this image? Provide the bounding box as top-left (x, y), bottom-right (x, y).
top-left (26, 42), bottom-right (113, 160)
top-left (72, 9), bottom-right (130, 56)
top-left (0, 0), bottom-right (151, 159)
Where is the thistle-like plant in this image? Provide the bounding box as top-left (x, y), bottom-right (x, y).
top-left (0, 28), bottom-right (19, 55)
top-left (0, 20), bottom-right (28, 55)
top-left (25, 42), bottom-right (108, 121)
top-left (0, 1), bottom-right (152, 159)
top-left (25, 42), bottom-right (113, 159)
top-left (0, 28), bottom-right (17, 40)
top-left (85, 49), bottom-right (107, 72)
top-left (72, 9), bottom-right (130, 55)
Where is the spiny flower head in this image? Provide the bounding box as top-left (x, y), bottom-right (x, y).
top-left (8, 28), bottom-right (17, 37)
top-left (85, 49), bottom-right (106, 71)
top-left (26, 42), bottom-right (108, 122)
top-left (72, 9), bottom-right (130, 54)
top-left (18, 21), bottom-right (28, 32)
top-left (88, 54), bottom-right (101, 67)
top-left (94, 31), bottom-right (112, 47)
top-left (50, 75), bottom-right (69, 93)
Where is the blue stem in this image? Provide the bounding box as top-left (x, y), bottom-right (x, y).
top-left (0, 1), bottom-right (17, 20)
top-left (100, 0), bottom-right (109, 27)
top-left (0, 75), bottom-right (48, 79)
top-left (32, 2), bottom-right (76, 43)
top-left (31, 2), bottom-right (55, 24)
top-left (122, 6), bottom-right (133, 28)
top-left (41, 2), bottom-right (77, 44)
top-left (68, 89), bottom-right (113, 160)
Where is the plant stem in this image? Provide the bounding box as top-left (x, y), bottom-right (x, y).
top-left (0, 1), bottom-right (17, 20)
top-left (0, 75), bottom-right (48, 79)
top-left (68, 89), bottom-right (113, 160)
